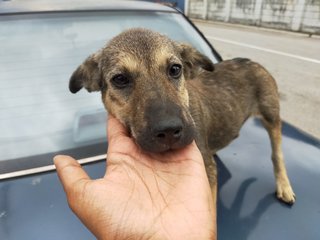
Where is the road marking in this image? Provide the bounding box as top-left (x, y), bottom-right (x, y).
top-left (206, 36), bottom-right (320, 64)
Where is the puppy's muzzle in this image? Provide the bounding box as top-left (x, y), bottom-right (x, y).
top-left (136, 101), bottom-right (195, 153)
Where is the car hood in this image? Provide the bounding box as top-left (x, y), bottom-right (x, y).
top-left (0, 118), bottom-right (319, 239)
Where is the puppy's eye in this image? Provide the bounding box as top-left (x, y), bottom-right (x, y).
top-left (111, 74), bottom-right (130, 88)
top-left (168, 64), bottom-right (182, 79)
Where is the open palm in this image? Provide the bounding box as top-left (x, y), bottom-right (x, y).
top-left (54, 116), bottom-right (216, 240)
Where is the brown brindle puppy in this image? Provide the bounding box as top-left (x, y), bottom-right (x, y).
top-left (69, 28), bottom-right (295, 205)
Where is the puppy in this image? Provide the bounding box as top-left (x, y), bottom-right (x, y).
top-left (69, 28), bottom-right (295, 205)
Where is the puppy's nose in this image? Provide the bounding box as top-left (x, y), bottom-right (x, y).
top-left (153, 118), bottom-right (183, 145)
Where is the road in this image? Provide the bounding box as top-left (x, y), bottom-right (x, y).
top-left (194, 20), bottom-right (320, 139)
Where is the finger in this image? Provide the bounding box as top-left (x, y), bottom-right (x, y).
top-left (54, 155), bottom-right (91, 194)
top-left (169, 140), bottom-right (205, 165)
top-left (175, 140), bottom-right (201, 156)
top-left (107, 114), bottom-right (129, 143)
top-left (187, 141), bottom-right (203, 156)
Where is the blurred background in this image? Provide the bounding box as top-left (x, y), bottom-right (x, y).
top-left (185, 0), bottom-right (320, 35)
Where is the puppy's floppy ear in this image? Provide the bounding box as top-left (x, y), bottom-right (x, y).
top-left (69, 51), bottom-right (104, 93)
top-left (178, 43), bottom-right (214, 78)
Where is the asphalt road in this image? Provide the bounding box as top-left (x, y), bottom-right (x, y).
top-left (193, 20), bottom-right (320, 139)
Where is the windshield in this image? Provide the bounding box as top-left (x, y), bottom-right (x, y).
top-left (0, 11), bottom-right (218, 174)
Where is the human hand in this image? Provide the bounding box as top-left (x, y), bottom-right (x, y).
top-left (54, 115), bottom-right (216, 240)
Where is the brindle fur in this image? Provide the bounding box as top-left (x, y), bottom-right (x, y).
top-left (69, 28), bottom-right (295, 205)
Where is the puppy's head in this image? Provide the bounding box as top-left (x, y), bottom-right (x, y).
top-left (69, 28), bottom-right (214, 152)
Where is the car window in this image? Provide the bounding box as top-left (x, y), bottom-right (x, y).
top-left (0, 11), bottom-right (218, 173)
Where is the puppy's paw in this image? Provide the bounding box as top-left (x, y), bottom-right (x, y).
top-left (276, 184), bottom-right (296, 205)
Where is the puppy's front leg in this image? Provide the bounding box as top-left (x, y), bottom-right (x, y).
top-left (203, 153), bottom-right (218, 239)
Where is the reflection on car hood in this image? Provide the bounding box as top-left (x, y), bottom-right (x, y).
top-left (216, 118), bottom-right (320, 240)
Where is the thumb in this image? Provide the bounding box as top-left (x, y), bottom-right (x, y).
top-left (54, 155), bottom-right (91, 196)
top-left (107, 114), bottom-right (129, 143)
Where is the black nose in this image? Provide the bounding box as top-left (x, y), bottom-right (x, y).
top-left (153, 118), bottom-right (183, 145)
